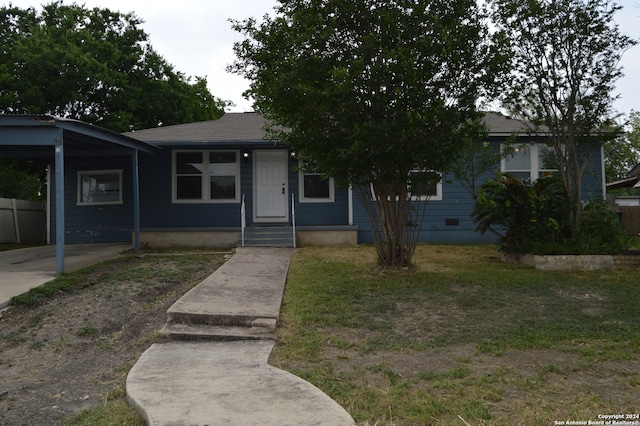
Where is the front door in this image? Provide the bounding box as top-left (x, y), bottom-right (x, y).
top-left (254, 150), bottom-right (288, 221)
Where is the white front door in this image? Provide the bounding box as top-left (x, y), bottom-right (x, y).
top-left (254, 150), bottom-right (288, 221)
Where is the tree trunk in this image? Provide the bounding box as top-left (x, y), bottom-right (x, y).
top-left (357, 182), bottom-right (423, 268)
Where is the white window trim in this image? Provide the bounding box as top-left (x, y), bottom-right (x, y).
top-left (298, 166), bottom-right (335, 203)
top-left (77, 169), bottom-right (123, 206)
top-left (369, 170), bottom-right (443, 202)
top-left (501, 143), bottom-right (558, 180)
top-left (409, 169), bottom-right (443, 201)
top-left (172, 150), bottom-right (241, 204)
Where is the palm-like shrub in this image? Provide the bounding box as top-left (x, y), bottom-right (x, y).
top-left (473, 174), bottom-right (625, 255)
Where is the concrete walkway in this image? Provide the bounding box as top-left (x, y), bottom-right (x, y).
top-left (126, 247), bottom-right (355, 426)
top-left (0, 243), bottom-right (130, 309)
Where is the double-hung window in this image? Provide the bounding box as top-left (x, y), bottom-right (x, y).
top-left (298, 163), bottom-right (335, 203)
top-left (502, 143), bottom-right (558, 180)
top-left (370, 170), bottom-right (443, 201)
top-left (173, 150), bottom-right (240, 203)
top-left (408, 170), bottom-right (442, 201)
top-left (77, 170), bottom-right (123, 205)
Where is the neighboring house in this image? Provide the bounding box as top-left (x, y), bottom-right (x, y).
top-left (0, 112), bottom-right (606, 251)
top-left (607, 162), bottom-right (640, 203)
top-left (606, 162), bottom-right (640, 235)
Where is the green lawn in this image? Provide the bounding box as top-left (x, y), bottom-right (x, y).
top-left (10, 244), bottom-right (638, 425)
top-left (270, 245), bottom-right (640, 425)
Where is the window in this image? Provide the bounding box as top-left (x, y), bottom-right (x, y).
top-left (370, 170), bottom-right (443, 201)
top-left (298, 164), bottom-right (335, 203)
top-left (173, 150), bottom-right (240, 203)
top-left (408, 170), bottom-right (442, 201)
top-left (503, 145), bottom-right (532, 179)
top-left (77, 170), bottom-right (123, 205)
top-left (502, 144), bottom-right (558, 180)
top-left (537, 145), bottom-right (559, 178)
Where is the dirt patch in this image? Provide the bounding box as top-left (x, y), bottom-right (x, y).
top-left (314, 332), bottom-right (640, 423)
top-left (271, 253), bottom-right (640, 424)
top-left (0, 253), bottom-right (224, 426)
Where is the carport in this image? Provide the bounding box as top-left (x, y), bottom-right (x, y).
top-left (0, 115), bottom-right (159, 274)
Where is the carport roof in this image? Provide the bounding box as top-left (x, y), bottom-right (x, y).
top-left (0, 115), bottom-right (160, 158)
top-left (0, 114), bottom-right (156, 274)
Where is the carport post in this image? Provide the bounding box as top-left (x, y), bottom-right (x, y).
top-left (132, 149), bottom-right (141, 253)
top-left (54, 137), bottom-right (65, 274)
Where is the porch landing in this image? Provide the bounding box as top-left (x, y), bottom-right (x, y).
top-left (138, 225), bottom-right (358, 248)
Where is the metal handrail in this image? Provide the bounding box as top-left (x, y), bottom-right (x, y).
top-left (291, 193), bottom-right (297, 248)
top-left (241, 194), bottom-right (246, 247)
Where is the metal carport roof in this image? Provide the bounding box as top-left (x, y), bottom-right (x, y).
top-left (0, 115), bottom-right (160, 274)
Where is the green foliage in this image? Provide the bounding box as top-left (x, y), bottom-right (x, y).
top-left (491, 0), bottom-right (636, 230)
top-left (605, 110), bottom-right (640, 184)
top-left (10, 268), bottom-right (89, 307)
top-left (62, 387), bottom-right (144, 426)
top-left (0, 2), bottom-right (226, 132)
top-left (0, 158), bottom-right (46, 200)
top-left (272, 246), bottom-right (640, 423)
top-left (473, 174), bottom-right (626, 254)
top-left (230, 0), bottom-right (508, 266)
top-left (577, 199), bottom-right (627, 254)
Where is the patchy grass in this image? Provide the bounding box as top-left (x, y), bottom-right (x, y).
top-left (10, 252), bottom-right (223, 307)
top-left (1, 250), bottom-right (225, 425)
top-left (270, 245), bottom-right (640, 425)
top-left (60, 385), bottom-right (144, 426)
top-left (0, 243), bottom-right (43, 252)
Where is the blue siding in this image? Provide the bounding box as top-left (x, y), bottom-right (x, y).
top-left (52, 139), bottom-right (604, 246)
top-left (353, 140), bottom-right (605, 245)
top-left (51, 156), bottom-right (135, 244)
top-left (139, 149), bottom-right (243, 228)
top-left (581, 146), bottom-right (605, 201)
top-left (139, 146), bottom-right (351, 229)
top-left (352, 174), bottom-right (500, 245)
top-left (290, 161), bottom-right (350, 226)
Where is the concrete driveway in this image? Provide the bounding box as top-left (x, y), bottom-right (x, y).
top-left (0, 243), bottom-right (130, 308)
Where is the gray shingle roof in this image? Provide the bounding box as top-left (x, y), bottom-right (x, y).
top-left (125, 111), bottom-right (533, 144)
top-left (482, 111), bottom-right (533, 135)
top-left (125, 112), bottom-right (269, 143)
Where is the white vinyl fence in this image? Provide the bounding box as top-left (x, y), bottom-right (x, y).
top-left (0, 197), bottom-right (46, 244)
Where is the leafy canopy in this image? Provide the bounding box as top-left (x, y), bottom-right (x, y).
top-left (605, 110), bottom-right (640, 183)
top-left (230, 0), bottom-right (505, 188)
top-left (0, 1), bottom-right (226, 132)
top-left (491, 0), bottom-right (637, 229)
top-left (473, 174), bottom-right (626, 255)
top-left (230, 0), bottom-right (507, 267)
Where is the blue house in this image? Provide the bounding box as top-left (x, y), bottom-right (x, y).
top-left (0, 112), bottom-right (606, 256)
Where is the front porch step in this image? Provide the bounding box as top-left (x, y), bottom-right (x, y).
top-left (159, 322), bottom-right (276, 341)
top-left (161, 314), bottom-right (277, 341)
top-left (240, 225), bottom-right (294, 247)
top-left (166, 311), bottom-right (270, 328)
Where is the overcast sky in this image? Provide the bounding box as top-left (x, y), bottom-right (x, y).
top-left (4, 0), bottom-right (640, 119)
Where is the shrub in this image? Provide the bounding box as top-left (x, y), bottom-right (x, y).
top-left (576, 200), bottom-right (626, 254)
top-left (473, 174), bottom-right (626, 255)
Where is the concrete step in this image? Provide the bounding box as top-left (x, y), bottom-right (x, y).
top-left (162, 311), bottom-right (278, 341)
top-left (159, 248), bottom-right (291, 342)
top-left (160, 322), bottom-right (276, 341)
top-left (166, 311), bottom-right (270, 328)
top-left (240, 226), bottom-right (294, 247)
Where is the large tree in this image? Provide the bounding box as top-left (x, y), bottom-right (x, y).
top-left (0, 2), bottom-right (226, 132)
top-left (230, 0), bottom-right (505, 267)
top-left (491, 0), bottom-right (637, 233)
top-left (0, 159), bottom-right (45, 200)
top-left (605, 110), bottom-right (640, 183)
